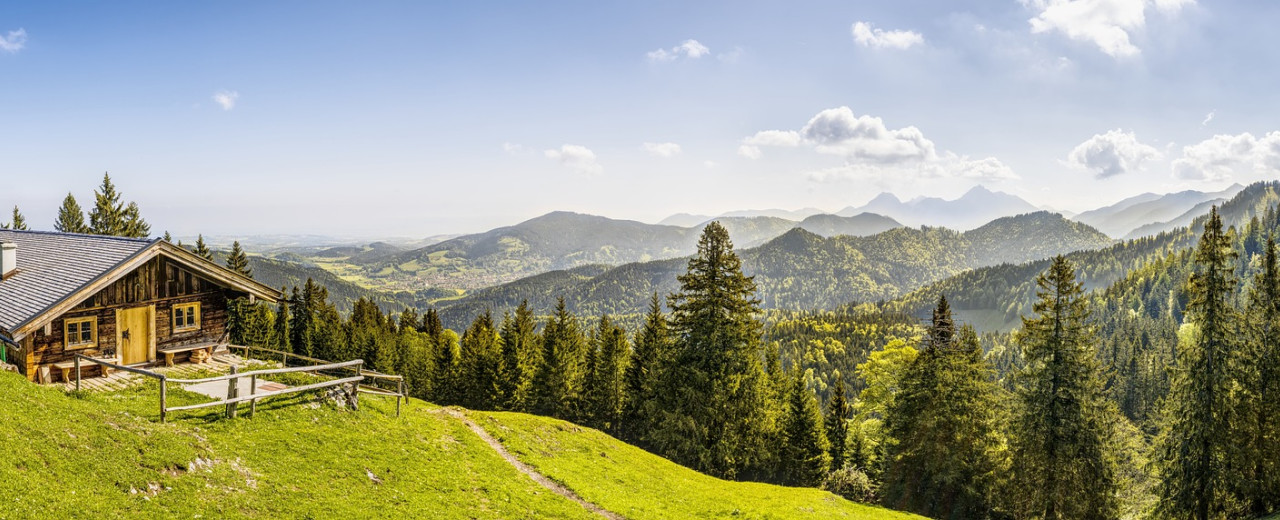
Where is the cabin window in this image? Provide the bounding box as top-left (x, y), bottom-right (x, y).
top-left (173, 303), bottom-right (201, 333)
top-left (64, 317), bottom-right (97, 350)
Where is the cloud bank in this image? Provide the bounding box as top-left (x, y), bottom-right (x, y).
top-left (1067, 129), bottom-right (1162, 178)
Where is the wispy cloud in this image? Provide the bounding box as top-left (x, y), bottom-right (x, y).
top-left (212, 90), bottom-right (239, 111)
top-left (851, 22), bottom-right (924, 50)
top-left (641, 142), bottom-right (682, 158)
top-left (0, 28), bottom-right (27, 53)
top-left (647, 39), bottom-right (710, 63)
top-left (1201, 110), bottom-right (1215, 126)
top-left (1025, 0), bottom-right (1194, 59)
top-left (545, 144), bottom-right (602, 175)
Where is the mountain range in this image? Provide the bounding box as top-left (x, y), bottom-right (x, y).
top-left (1071, 184), bottom-right (1245, 238)
top-left (433, 211), bottom-right (1114, 329)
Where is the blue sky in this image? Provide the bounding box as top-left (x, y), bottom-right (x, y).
top-left (1, 1), bottom-right (1276, 237)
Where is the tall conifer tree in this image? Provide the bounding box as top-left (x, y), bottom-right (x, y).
top-left (1155, 207), bottom-right (1238, 520)
top-left (652, 221), bottom-right (771, 479)
top-left (583, 314), bottom-right (629, 433)
top-left (194, 235), bottom-right (213, 261)
top-left (1010, 256), bottom-right (1119, 520)
top-left (532, 298), bottom-right (585, 420)
top-left (461, 311), bottom-right (502, 410)
top-left (225, 241), bottom-right (252, 278)
top-left (825, 375), bottom-right (852, 471)
top-left (89, 173), bottom-right (126, 236)
top-left (779, 372), bottom-right (832, 486)
top-left (498, 301), bottom-right (540, 412)
top-left (622, 293), bottom-right (670, 443)
top-left (883, 297), bottom-right (1004, 518)
top-left (8, 206), bottom-right (27, 230)
top-left (54, 193), bottom-right (89, 233)
top-left (1234, 236), bottom-right (1280, 515)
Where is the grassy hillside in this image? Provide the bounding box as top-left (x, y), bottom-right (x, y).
top-left (0, 370), bottom-right (920, 519)
top-left (472, 411), bottom-right (920, 520)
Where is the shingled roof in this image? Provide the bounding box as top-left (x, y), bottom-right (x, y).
top-left (0, 230), bottom-right (153, 333)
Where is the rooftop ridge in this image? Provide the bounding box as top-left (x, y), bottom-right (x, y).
top-left (0, 228), bottom-right (154, 244)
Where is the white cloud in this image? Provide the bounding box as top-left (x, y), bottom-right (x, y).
top-left (641, 142), bottom-right (682, 158)
top-left (802, 107), bottom-right (936, 163)
top-left (1067, 129), bottom-right (1162, 178)
top-left (503, 142), bottom-right (534, 155)
top-left (212, 90), bottom-right (239, 111)
top-left (1172, 132), bottom-right (1280, 181)
top-left (647, 39), bottom-right (710, 63)
top-left (545, 144), bottom-right (602, 175)
top-left (1026, 0), bottom-right (1194, 59)
top-left (0, 28), bottom-right (27, 53)
top-left (851, 22), bottom-right (924, 50)
top-left (745, 106), bottom-right (1017, 182)
top-left (717, 46), bottom-right (745, 64)
top-left (1201, 111), bottom-right (1215, 126)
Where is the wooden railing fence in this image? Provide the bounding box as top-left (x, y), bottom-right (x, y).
top-left (72, 347), bottom-right (403, 422)
top-left (229, 344), bottom-right (407, 416)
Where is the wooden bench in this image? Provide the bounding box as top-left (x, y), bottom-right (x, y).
top-left (52, 356), bottom-right (120, 382)
top-left (158, 342), bottom-right (219, 367)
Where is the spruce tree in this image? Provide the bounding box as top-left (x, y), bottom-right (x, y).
top-left (622, 293), bottom-right (670, 443)
top-left (225, 241), bottom-right (252, 278)
top-left (652, 221), bottom-right (771, 479)
top-left (1009, 256), bottom-right (1119, 520)
top-left (532, 298), bottom-right (586, 420)
top-left (1234, 236), bottom-right (1280, 515)
top-left (1155, 207), bottom-right (1238, 520)
top-left (431, 325), bottom-right (461, 406)
top-left (460, 311), bottom-right (502, 410)
top-left (883, 296), bottom-right (1004, 518)
top-left (54, 193), bottom-right (89, 234)
top-left (498, 301), bottom-right (540, 412)
top-left (162, 231), bottom-right (172, 242)
top-left (583, 314), bottom-right (629, 433)
top-left (825, 374), bottom-right (852, 471)
top-left (779, 371), bottom-right (832, 486)
top-left (89, 172), bottom-right (126, 236)
top-left (121, 201), bottom-right (150, 238)
top-left (8, 206), bottom-right (27, 231)
top-left (194, 235), bottom-right (213, 261)
top-left (272, 289), bottom-right (290, 352)
top-left (289, 283), bottom-right (314, 357)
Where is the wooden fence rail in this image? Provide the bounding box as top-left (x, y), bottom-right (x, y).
top-left (229, 344), bottom-right (407, 416)
top-left (71, 351), bottom-right (401, 421)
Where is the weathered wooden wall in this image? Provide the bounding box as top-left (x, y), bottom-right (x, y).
top-left (28, 257), bottom-right (238, 382)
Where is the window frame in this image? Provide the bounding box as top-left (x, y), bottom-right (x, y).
top-left (64, 316), bottom-right (97, 350)
top-left (172, 302), bottom-right (201, 333)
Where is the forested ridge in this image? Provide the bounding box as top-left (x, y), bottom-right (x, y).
top-left (435, 210), bottom-right (1113, 330)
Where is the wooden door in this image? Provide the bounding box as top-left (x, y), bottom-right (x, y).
top-left (117, 306), bottom-right (154, 365)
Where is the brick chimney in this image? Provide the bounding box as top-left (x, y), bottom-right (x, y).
top-left (0, 242), bottom-right (15, 279)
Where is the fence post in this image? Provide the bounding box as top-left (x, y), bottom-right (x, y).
top-left (396, 379), bottom-right (403, 417)
top-left (74, 356), bottom-right (81, 393)
top-left (159, 376), bottom-right (168, 423)
top-left (350, 361), bottom-right (362, 412)
top-left (226, 365), bottom-right (239, 418)
top-left (249, 374), bottom-right (257, 418)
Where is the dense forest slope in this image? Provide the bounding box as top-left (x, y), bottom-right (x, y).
top-left (436, 211), bottom-right (1113, 329)
top-left (0, 371), bottom-right (917, 519)
top-left (889, 181), bottom-right (1280, 331)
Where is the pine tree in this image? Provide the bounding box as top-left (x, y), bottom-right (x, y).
top-left (779, 372), bottom-right (832, 486)
top-left (460, 311), bottom-right (502, 410)
top-left (54, 193), bottom-right (89, 234)
top-left (1009, 256), bottom-right (1119, 520)
top-left (622, 293), bottom-right (670, 443)
top-left (583, 314), bottom-right (629, 433)
top-left (225, 241), bottom-right (252, 278)
top-left (882, 296), bottom-right (1004, 518)
top-left (825, 374), bottom-right (852, 471)
top-left (8, 206), bottom-right (28, 231)
top-left (1233, 236), bottom-right (1280, 515)
top-left (1155, 207), bottom-right (1239, 520)
top-left (652, 221), bottom-right (771, 479)
top-left (532, 298), bottom-right (586, 420)
top-left (194, 235), bottom-right (213, 261)
top-left (289, 283), bottom-right (314, 357)
top-left (89, 172), bottom-right (126, 236)
top-left (162, 231), bottom-right (172, 242)
top-left (498, 301), bottom-right (540, 412)
top-left (431, 325), bottom-right (461, 406)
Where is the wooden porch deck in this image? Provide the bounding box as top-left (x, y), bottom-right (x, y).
top-left (61, 352), bottom-right (274, 392)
